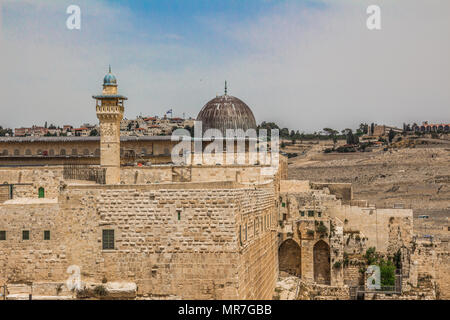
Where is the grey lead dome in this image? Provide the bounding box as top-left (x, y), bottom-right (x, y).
top-left (197, 94), bottom-right (257, 135)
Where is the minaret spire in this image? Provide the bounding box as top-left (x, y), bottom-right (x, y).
top-left (109, 64), bottom-right (112, 73)
top-left (224, 80), bottom-right (228, 95)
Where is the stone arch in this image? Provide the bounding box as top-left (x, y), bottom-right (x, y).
top-left (313, 240), bottom-right (331, 285)
top-left (25, 149), bottom-right (31, 156)
top-left (2, 150), bottom-right (8, 156)
top-left (278, 239), bottom-right (301, 277)
top-left (60, 149), bottom-right (66, 156)
top-left (49, 149), bottom-right (55, 156)
top-left (14, 149), bottom-right (20, 156)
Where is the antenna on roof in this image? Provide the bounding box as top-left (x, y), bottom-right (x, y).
top-left (224, 80), bottom-right (228, 95)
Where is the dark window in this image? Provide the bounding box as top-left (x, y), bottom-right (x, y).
top-left (239, 225), bottom-right (242, 245)
top-left (283, 213), bottom-right (287, 221)
top-left (300, 211), bottom-right (305, 217)
top-left (102, 229), bottom-right (115, 250)
top-left (282, 202), bottom-right (286, 208)
top-left (22, 230), bottom-right (29, 240)
top-left (308, 210), bottom-right (314, 217)
top-left (44, 230), bottom-right (50, 240)
top-left (177, 210), bottom-right (181, 221)
top-left (0, 231), bottom-right (6, 240)
top-left (318, 212), bottom-right (322, 217)
top-left (38, 187), bottom-right (45, 198)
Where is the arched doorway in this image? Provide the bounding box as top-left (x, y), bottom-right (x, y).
top-left (278, 239), bottom-right (301, 277)
top-left (313, 240), bottom-right (331, 285)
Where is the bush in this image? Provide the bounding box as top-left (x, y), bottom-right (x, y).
top-left (94, 285), bottom-right (108, 297)
top-left (364, 247), bottom-right (396, 286)
top-left (379, 260), bottom-right (396, 286)
top-left (316, 223), bottom-right (328, 234)
top-left (364, 247), bottom-right (378, 265)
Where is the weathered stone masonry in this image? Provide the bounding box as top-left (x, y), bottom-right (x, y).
top-left (0, 182), bottom-right (278, 299)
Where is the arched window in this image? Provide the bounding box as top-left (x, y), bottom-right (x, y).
top-left (25, 149), bottom-right (32, 156)
top-left (49, 149), bottom-right (55, 156)
top-left (2, 150), bottom-right (8, 156)
top-left (141, 148), bottom-right (147, 156)
top-left (94, 149), bottom-right (100, 156)
top-left (60, 149), bottom-right (66, 156)
top-left (37, 149), bottom-right (42, 155)
top-left (38, 187), bottom-right (45, 199)
top-left (83, 149), bottom-right (90, 156)
top-left (72, 149), bottom-right (78, 155)
top-left (14, 149), bottom-right (20, 156)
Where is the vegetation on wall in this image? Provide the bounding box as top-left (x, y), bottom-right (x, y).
top-left (364, 247), bottom-right (397, 286)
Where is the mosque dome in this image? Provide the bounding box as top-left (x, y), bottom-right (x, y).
top-left (103, 66), bottom-right (117, 86)
top-left (197, 82), bottom-right (257, 135)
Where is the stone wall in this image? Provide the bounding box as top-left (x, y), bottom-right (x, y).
top-left (329, 206), bottom-right (413, 253)
top-left (0, 181), bottom-right (278, 299)
top-left (310, 182), bottom-right (353, 203)
top-left (0, 167), bottom-right (63, 199)
top-left (409, 238), bottom-right (450, 300)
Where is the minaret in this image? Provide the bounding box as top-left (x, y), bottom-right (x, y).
top-left (93, 66), bottom-right (127, 184)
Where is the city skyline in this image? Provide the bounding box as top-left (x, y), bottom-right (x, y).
top-left (0, 0), bottom-right (449, 132)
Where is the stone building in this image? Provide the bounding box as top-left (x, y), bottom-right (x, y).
top-left (0, 70), bottom-right (281, 300)
top-left (0, 69), bottom-right (446, 300)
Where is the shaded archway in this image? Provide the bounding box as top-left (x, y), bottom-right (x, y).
top-left (278, 239), bottom-right (301, 277)
top-left (313, 240), bottom-right (331, 285)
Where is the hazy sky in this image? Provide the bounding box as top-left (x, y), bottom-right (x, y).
top-left (0, 0), bottom-right (449, 132)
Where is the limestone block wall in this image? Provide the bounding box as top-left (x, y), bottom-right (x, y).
top-left (328, 206), bottom-right (413, 253)
top-left (120, 165), bottom-right (276, 185)
top-left (0, 203), bottom-right (67, 284)
top-left (0, 182), bottom-right (278, 300)
top-left (120, 167), bottom-right (172, 184)
top-left (410, 238), bottom-right (450, 299)
top-left (311, 183), bottom-right (353, 203)
top-left (280, 180), bottom-right (310, 193)
top-left (234, 188), bottom-right (278, 299)
top-left (0, 167), bottom-right (63, 199)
